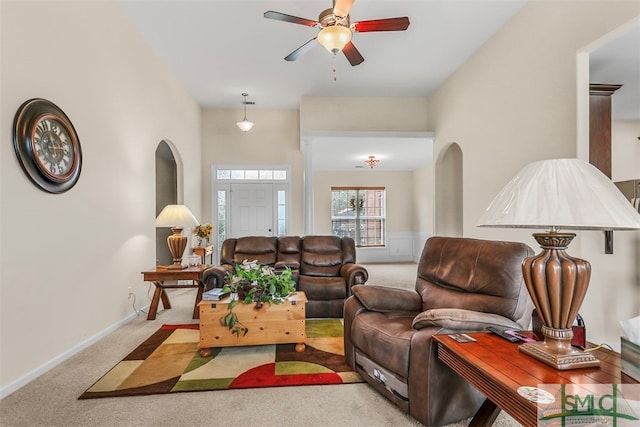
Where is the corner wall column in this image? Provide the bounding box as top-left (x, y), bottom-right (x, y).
top-left (302, 140), bottom-right (314, 235)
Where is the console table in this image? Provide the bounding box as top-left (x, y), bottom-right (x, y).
top-left (141, 265), bottom-right (208, 320)
top-left (192, 245), bottom-right (213, 265)
top-left (434, 332), bottom-right (638, 426)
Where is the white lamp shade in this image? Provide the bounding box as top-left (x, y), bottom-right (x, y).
top-left (318, 25), bottom-right (352, 53)
top-left (477, 158), bottom-right (640, 230)
top-left (236, 119), bottom-right (254, 132)
top-left (155, 204), bottom-right (199, 228)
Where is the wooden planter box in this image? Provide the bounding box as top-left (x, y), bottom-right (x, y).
top-left (198, 291), bottom-right (307, 356)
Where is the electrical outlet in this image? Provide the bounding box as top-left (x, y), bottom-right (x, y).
top-left (128, 286), bottom-right (134, 299)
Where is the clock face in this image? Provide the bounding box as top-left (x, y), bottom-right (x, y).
top-left (31, 115), bottom-right (78, 181)
top-left (13, 98), bottom-right (82, 193)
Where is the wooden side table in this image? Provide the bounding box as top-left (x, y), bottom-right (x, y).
top-left (192, 245), bottom-right (213, 265)
top-left (433, 332), bottom-right (639, 426)
top-left (141, 264), bottom-right (208, 320)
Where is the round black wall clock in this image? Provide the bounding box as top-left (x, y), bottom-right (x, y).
top-left (13, 98), bottom-right (82, 193)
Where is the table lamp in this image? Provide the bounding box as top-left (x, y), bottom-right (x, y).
top-left (155, 204), bottom-right (199, 269)
top-left (477, 158), bottom-right (640, 370)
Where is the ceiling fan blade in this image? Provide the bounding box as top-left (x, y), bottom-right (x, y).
top-left (354, 17), bottom-right (410, 32)
top-left (342, 41), bottom-right (364, 66)
top-left (333, 0), bottom-right (354, 17)
top-left (285, 38), bottom-right (319, 61)
top-left (264, 11), bottom-right (318, 27)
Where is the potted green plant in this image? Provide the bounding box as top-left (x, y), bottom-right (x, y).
top-left (220, 259), bottom-right (296, 337)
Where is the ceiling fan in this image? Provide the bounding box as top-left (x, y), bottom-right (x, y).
top-left (264, 0), bottom-right (410, 66)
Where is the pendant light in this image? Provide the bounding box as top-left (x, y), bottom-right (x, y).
top-left (236, 93), bottom-right (255, 132)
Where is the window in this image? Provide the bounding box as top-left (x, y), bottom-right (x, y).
top-left (331, 187), bottom-right (385, 247)
top-left (216, 168), bottom-right (287, 180)
top-left (216, 190), bottom-right (226, 251)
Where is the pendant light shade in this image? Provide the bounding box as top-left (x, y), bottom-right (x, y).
top-left (236, 93), bottom-right (255, 132)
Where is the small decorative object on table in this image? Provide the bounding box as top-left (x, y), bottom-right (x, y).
top-left (221, 259), bottom-right (296, 336)
top-left (193, 223), bottom-right (212, 247)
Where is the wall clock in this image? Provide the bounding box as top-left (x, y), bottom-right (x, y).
top-left (13, 98), bottom-right (82, 193)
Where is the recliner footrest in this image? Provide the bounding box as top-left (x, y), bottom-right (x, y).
top-left (355, 349), bottom-right (408, 402)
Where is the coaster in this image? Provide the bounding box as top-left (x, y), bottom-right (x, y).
top-left (517, 386), bottom-right (555, 404)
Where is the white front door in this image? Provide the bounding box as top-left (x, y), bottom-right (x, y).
top-left (230, 183), bottom-right (274, 237)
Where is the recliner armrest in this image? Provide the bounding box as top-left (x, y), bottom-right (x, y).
top-left (202, 265), bottom-right (233, 291)
top-left (340, 263), bottom-right (369, 288)
top-left (352, 284), bottom-right (422, 313)
top-left (412, 308), bottom-right (521, 331)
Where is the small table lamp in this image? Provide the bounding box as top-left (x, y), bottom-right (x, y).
top-left (477, 158), bottom-right (640, 370)
top-left (155, 204), bottom-right (199, 270)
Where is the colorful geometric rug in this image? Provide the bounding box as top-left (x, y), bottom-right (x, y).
top-left (79, 319), bottom-right (361, 399)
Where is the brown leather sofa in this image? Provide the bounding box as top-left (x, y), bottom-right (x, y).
top-left (344, 236), bottom-right (534, 426)
top-left (202, 235), bottom-right (368, 318)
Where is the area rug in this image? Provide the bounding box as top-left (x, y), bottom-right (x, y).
top-left (79, 319), bottom-right (361, 399)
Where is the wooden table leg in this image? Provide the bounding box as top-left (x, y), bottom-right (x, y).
top-left (147, 285), bottom-right (163, 320)
top-left (192, 283), bottom-right (204, 319)
top-left (148, 282), bottom-right (172, 320)
top-left (160, 289), bottom-right (172, 309)
top-left (469, 398), bottom-right (501, 427)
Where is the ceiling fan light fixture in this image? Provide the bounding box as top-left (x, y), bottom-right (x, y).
top-left (318, 25), bottom-right (352, 54)
top-left (236, 93), bottom-right (255, 132)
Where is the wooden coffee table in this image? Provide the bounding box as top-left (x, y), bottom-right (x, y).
top-left (434, 332), bottom-right (639, 426)
top-left (198, 291), bottom-right (307, 357)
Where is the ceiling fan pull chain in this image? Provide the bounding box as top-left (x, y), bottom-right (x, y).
top-left (332, 56), bottom-right (337, 81)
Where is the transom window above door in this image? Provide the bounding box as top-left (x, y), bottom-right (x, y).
top-left (216, 169), bottom-right (287, 180)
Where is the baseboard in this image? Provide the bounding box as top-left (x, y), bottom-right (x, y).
top-left (0, 307), bottom-right (147, 399)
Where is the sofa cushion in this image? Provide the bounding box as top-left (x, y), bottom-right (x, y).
top-left (300, 251), bottom-right (342, 276)
top-left (349, 311), bottom-right (418, 378)
top-left (232, 236), bottom-right (277, 265)
top-left (277, 235), bottom-right (302, 265)
top-left (298, 276), bottom-right (346, 300)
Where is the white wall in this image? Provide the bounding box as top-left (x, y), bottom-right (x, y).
top-left (0, 1), bottom-right (201, 394)
top-left (300, 97), bottom-right (428, 133)
top-left (612, 120), bottom-right (640, 181)
top-left (426, 1), bottom-right (640, 349)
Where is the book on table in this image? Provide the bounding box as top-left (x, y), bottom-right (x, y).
top-left (202, 288), bottom-right (228, 301)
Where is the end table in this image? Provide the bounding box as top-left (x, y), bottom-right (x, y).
top-left (433, 332), bottom-right (638, 426)
top-left (141, 264), bottom-right (208, 320)
top-left (192, 245), bottom-right (213, 265)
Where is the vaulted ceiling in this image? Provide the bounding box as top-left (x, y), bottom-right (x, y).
top-left (116, 1), bottom-right (638, 171)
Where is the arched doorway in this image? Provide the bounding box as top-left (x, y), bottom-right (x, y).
top-left (435, 143), bottom-right (463, 237)
top-left (155, 140), bottom-right (178, 265)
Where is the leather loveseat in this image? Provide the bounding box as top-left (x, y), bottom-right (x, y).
top-left (202, 235), bottom-right (368, 318)
top-left (343, 236), bottom-right (534, 426)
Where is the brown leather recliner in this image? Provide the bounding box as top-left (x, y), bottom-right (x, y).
top-left (344, 236), bottom-right (534, 426)
top-left (202, 235), bottom-right (368, 318)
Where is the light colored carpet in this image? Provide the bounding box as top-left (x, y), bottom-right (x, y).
top-left (0, 262), bottom-right (520, 427)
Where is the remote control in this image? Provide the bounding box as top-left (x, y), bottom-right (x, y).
top-left (486, 326), bottom-right (520, 342)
